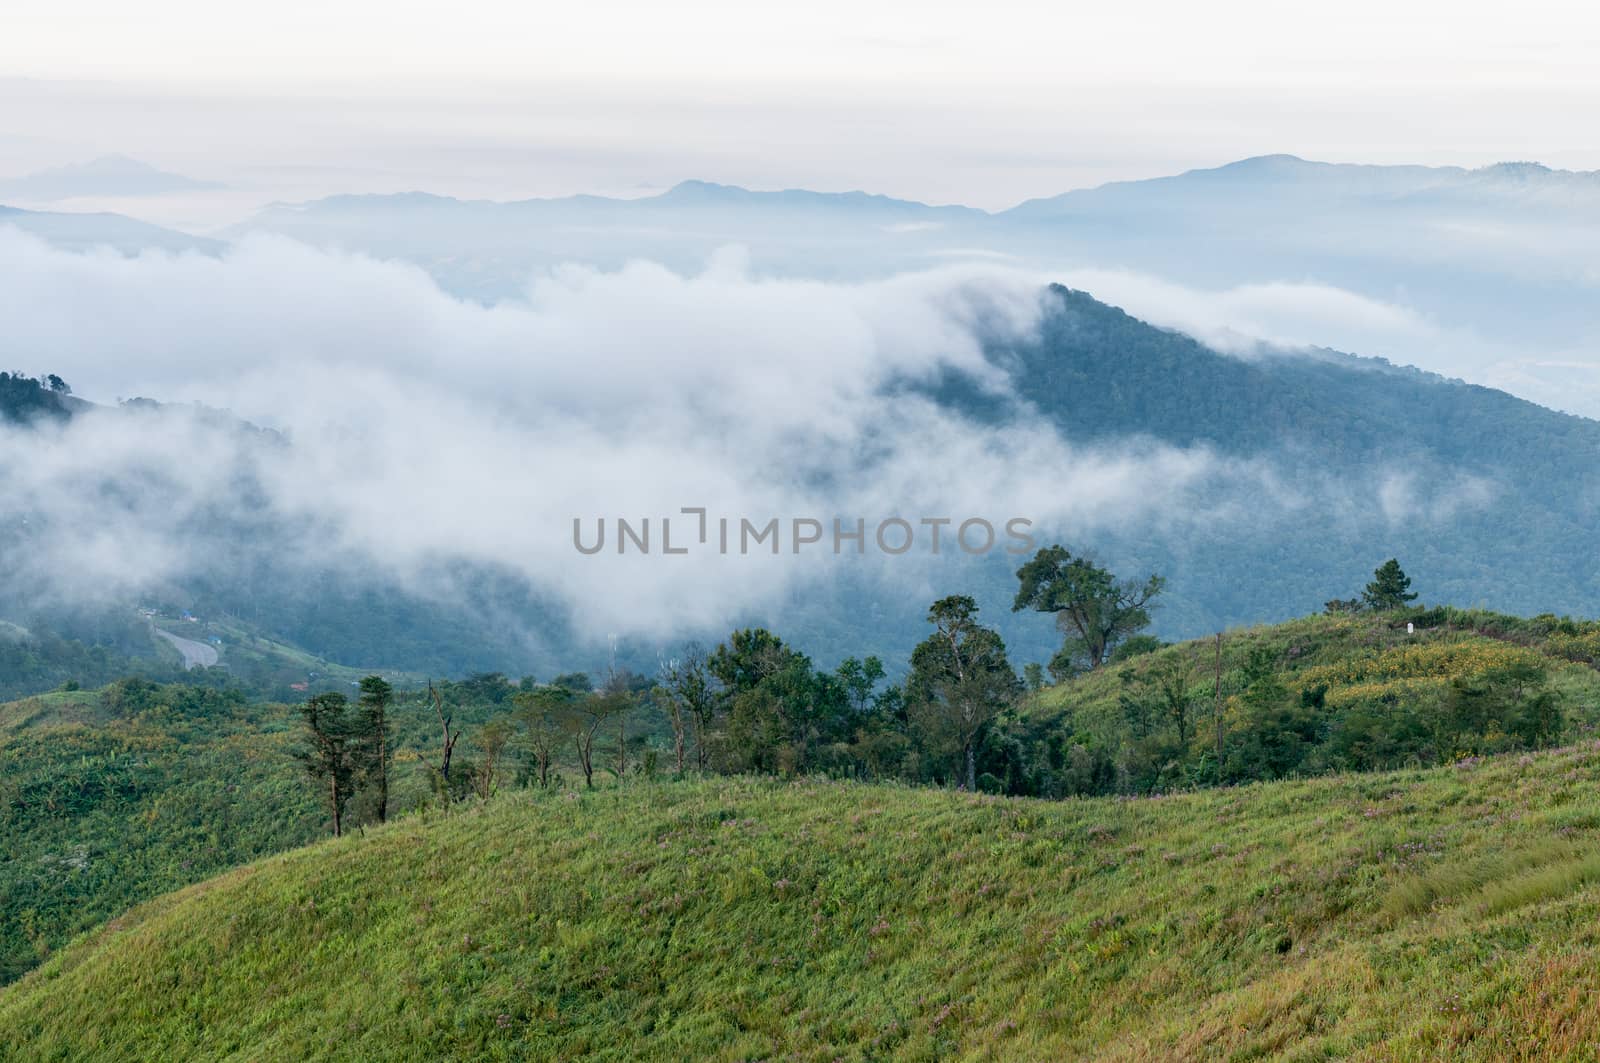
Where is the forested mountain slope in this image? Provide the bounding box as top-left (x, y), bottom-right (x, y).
top-left (1006, 286), bottom-right (1600, 475)
top-left (937, 287), bottom-right (1600, 639)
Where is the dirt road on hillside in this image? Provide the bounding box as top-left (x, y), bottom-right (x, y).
top-left (155, 628), bottom-right (219, 670)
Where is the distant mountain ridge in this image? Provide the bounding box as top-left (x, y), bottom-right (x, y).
top-left (213, 155), bottom-right (1600, 427)
top-left (254, 178), bottom-right (979, 216)
top-left (1003, 154), bottom-right (1600, 216)
top-left (0, 204), bottom-right (221, 255)
top-left (963, 286), bottom-right (1600, 636)
top-left (0, 155), bottom-right (223, 202)
top-left (253, 156), bottom-right (1600, 219)
top-left (11, 154), bottom-right (1600, 422)
top-left (12, 151), bottom-right (1599, 251)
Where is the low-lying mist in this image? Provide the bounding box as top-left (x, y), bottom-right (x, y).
top-left (0, 229), bottom-right (1502, 665)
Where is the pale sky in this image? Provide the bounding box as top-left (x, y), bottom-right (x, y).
top-left (5, 0), bottom-right (1600, 217)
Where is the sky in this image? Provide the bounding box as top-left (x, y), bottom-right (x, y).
top-left (5, 0), bottom-right (1600, 218)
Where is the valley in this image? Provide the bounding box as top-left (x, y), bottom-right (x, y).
top-left (6, 27), bottom-right (1600, 1055)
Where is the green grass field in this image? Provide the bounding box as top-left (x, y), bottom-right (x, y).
top-left (6, 749), bottom-right (1600, 1060)
top-left (0, 688), bottom-right (104, 735)
top-left (0, 674), bottom-right (523, 985)
top-left (1030, 608), bottom-right (1600, 727)
top-left (0, 686), bottom-right (325, 983)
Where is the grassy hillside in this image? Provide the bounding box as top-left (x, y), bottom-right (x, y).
top-left (0, 674), bottom-right (524, 984)
top-left (1011, 607), bottom-right (1600, 796)
top-left (2, 608), bottom-right (1593, 989)
top-left (6, 758), bottom-right (1600, 1060)
top-left (0, 681), bottom-right (323, 982)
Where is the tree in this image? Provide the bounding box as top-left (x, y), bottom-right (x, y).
top-left (906, 596), bottom-right (1020, 790)
top-left (427, 680), bottom-right (462, 789)
top-left (297, 692), bottom-right (358, 837)
top-left (1438, 658), bottom-right (1560, 756)
top-left (710, 629), bottom-right (834, 775)
top-left (1212, 633), bottom-right (1225, 769)
top-left (512, 686), bottom-right (573, 788)
top-left (708, 629), bottom-right (793, 692)
top-left (45, 374), bottom-right (70, 395)
top-left (1109, 634), bottom-right (1165, 664)
top-left (660, 644), bottom-right (717, 771)
top-left (612, 686), bottom-right (633, 779)
top-left (654, 681), bottom-right (685, 774)
top-left (356, 676), bottom-right (393, 823)
top-left (551, 672), bottom-right (593, 693)
top-left (1230, 646), bottom-right (1315, 779)
top-left (471, 719), bottom-right (513, 800)
top-left (564, 687), bottom-right (631, 788)
top-left (1121, 654), bottom-right (1196, 749)
top-left (1158, 656), bottom-right (1196, 748)
top-left (1013, 545), bottom-right (1165, 672)
top-left (836, 656), bottom-right (886, 715)
top-left (1363, 559), bottom-right (1418, 611)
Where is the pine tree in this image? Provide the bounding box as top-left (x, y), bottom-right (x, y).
top-left (298, 693), bottom-right (358, 837)
top-left (357, 676), bottom-right (393, 823)
top-left (1362, 558), bottom-right (1418, 611)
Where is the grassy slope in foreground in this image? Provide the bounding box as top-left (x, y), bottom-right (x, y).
top-left (6, 762), bottom-right (1600, 1061)
top-left (0, 685), bottom-right (324, 983)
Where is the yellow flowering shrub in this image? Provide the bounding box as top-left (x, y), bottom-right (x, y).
top-left (1321, 676), bottom-right (1450, 711)
top-left (1302, 640), bottom-right (1545, 690)
top-left (1548, 630), bottom-right (1600, 664)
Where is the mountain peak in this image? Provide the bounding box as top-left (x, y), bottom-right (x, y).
top-left (657, 179), bottom-right (753, 203)
top-left (1214, 153), bottom-right (1315, 172)
top-left (1474, 160), bottom-right (1557, 181)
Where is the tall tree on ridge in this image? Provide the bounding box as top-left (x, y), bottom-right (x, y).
top-left (906, 595), bottom-right (1020, 791)
top-left (661, 643), bottom-right (717, 771)
top-left (298, 692), bottom-right (358, 838)
top-left (1363, 558), bottom-right (1418, 612)
top-left (357, 675), bottom-right (393, 823)
top-left (1013, 545), bottom-right (1164, 675)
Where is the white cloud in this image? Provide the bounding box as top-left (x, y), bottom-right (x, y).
top-left (1051, 267), bottom-right (1444, 359)
top-left (0, 231), bottom-right (1246, 640)
top-left (1377, 470), bottom-right (1497, 526)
